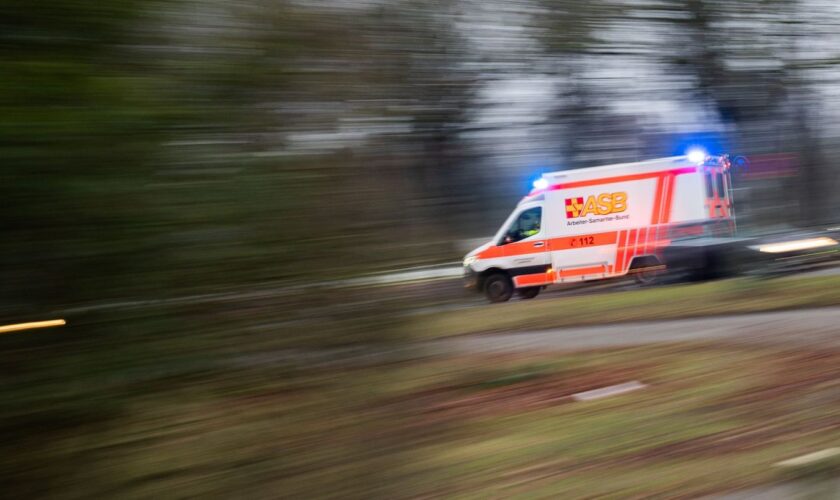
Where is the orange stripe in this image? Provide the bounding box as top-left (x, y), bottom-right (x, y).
top-left (627, 229), bottom-right (638, 272)
top-left (514, 273), bottom-right (552, 287)
top-left (614, 231), bottom-right (623, 273)
top-left (651, 176), bottom-right (664, 225)
top-left (624, 229), bottom-right (635, 273)
top-left (516, 265), bottom-right (608, 285)
top-left (623, 230), bottom-right (631, 273)
top-left (661, 174), bottom-right (676, 224)
top-left (615, 230), bottom-right (627, 272)
top-left (547, 231), bottom-right (618, 251)
top-left (557, 265), bottom-right (607, 278)
top-left (662, 175), bottom-right (671, 225)
top-left (477, 245), bottom-right (503, 259)
top-left (478, 231), bottom-right (619, 259)
top-left (546, 167), bottom-right (696, 191)
top-left (477, 239), bottom-right (545, 259)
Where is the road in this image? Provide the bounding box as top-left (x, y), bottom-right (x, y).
top-left (56, 251), bottom-right (840, 316)
top-left (435, 307), bottom-right (840, 355)
top-left (236, 307), bottom-right (840, 369)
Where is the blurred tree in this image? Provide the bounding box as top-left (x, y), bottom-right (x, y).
top-left (639, 0), bottom-right (831, 225)
top-left (0, 0), bottom-right (164, 312)
top-left (0, 0), bottom-right (482, 314)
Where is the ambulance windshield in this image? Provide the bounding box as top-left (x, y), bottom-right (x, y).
top-left (502, 207), bottom-right (542, 244)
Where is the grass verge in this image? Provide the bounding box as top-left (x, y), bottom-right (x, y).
top-left (407, 276), bottom-right (840, 339)
top-left (386, 343), bottom-right (840, 497)
top-left (2, 326), bottom-right (837, 497)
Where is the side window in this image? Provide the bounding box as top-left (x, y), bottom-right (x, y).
top-left (705, 172), bottom-right (714, 198)
top-left (716, 172), bottom-right (726, 199)
top-left (503, 207), bottom-right (542, 244)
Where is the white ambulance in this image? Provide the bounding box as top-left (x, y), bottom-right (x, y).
top-left (463, 154), bottom-right (735, 302)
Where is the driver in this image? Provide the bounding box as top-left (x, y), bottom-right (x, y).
top-left (520, 213), bottom-right (540, 238)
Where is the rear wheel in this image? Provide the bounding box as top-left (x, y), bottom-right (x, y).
top-left (517, 287), bottom-right (541, 299)
top-left (484, 273), bottom-right (514, 303)
top-left (634, 268), bottom-right (659, 286)
top-left (630, 256), bottom-right (662, 286)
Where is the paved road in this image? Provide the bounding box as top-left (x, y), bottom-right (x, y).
top-left (236, 307), bottom-right (840, 369)
top-left (430, 307), bottom-right (840, 355)
top-left (707, 478), bottom-right (839, 500)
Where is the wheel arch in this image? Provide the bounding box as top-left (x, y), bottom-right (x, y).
top-left (628, 254), bottom-right (662, 271)
top-left (477, 267), bottom-right (509, 291)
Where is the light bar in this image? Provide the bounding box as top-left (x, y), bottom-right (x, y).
top-left (686, 148), bottom-right (707, 165)
top-left (755, 237), bottom-right (838, 254)
top-left (532, 178), bottom-right (549, 190)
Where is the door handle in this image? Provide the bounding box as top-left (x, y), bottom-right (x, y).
top-left (533, 242), bottom-right (545, 248)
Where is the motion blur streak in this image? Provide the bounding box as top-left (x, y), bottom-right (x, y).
top-left (756, 237), bottom-right (838, 254)
top-left (1, 0), bottom-right (840, 498)
top-left (0, 319), bottom-right (66, 335)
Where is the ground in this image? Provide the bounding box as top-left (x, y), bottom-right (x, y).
top-left (2, 276), bottom-right (839, 497)
top-left (406, 276), bottom-right (840, 340)
top-left (383, 343), bottom-right (840, 497)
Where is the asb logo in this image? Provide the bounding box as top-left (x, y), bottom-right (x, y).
top-left (565, 192), bottom-right (628, 218)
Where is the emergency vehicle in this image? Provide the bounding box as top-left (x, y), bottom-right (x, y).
top-left (463, 154), bottom-right (735, 302)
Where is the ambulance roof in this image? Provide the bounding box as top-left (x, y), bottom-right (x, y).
top-left (542, 156), bottom-right (693, 184)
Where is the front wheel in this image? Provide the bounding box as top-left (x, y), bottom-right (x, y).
top-left (517, 287), bottom-right (541, 299)
top-left (484, 273), bottom-right (514, 303)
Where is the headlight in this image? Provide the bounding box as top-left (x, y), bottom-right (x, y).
top-left (752, 237), bottom-right (838, 254)
top-left (463, 255), bottom-right (478, 267)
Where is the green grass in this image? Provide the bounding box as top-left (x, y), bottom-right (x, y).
top-left (406, 276), bottom-right (840, 339)
top-left (2, 277), bottom-right (839, 497)
top-left (388, 344), bottom-right (840, 497)
top-left (2, 320), bottom-right (838, 497)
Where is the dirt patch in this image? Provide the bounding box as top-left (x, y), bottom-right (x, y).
top-left (392, 365), bottom-right (649, 422)
top-left (708, 347), bottom-right (840, 416)
top-left (632, 418), bottom-right (840, 465)
top-left (614, 347), bottom-right (840, 464)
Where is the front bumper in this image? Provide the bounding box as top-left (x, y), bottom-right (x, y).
top-left (463, 267), bottom-right (479, 290)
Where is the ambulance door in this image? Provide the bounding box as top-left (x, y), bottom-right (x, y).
top-left (497, 203), bottom-right (550, 279)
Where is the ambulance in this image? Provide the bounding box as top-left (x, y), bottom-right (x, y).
top-left (463, 154), bottom-right (735, 302)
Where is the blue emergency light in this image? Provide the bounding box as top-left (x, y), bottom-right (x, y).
top-left (532, 178), bottom-right (549, 190)
top-left (686, 148), bottom-right (708, 165)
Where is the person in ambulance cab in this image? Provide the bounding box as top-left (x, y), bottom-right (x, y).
top-left (505, 207), bottom-right (541, 243)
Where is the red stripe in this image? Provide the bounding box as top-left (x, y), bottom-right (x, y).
top-left (661, 174), bottom-right (676, 224)
top-left (548, 167), bottom-right (696, 191)
top-left (516, 264), bottom-right (609, 286)
top-left (477, 231), bottom-right (619, 260)
top-left (557, 265), bottom-right (607, 278)
top-left (626, 229), bottom-right (638, 272)
top-left (548, 232), bottom-right (618, 251)
top-left (631, 228), bottom-right (640, 269)
top-left (651, 176), bottom-right (664, 225)
top-left (514, 273), bottom-right (553, 287)
top-left (616, 230), bottom-right (628, 273)
top-left (529, 167), bottom-right (697, 196)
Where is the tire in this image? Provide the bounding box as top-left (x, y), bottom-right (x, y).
top-left (518, 287), bottom-right (541, 299)
top-left (630, 256), bottom-right (661, 286)
top-left (484, 273), bottom-right (514, 303)
top-left (634, 269), bottom-right (658, 286)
